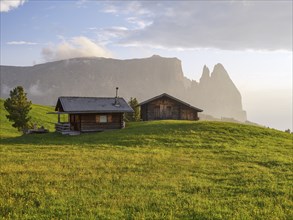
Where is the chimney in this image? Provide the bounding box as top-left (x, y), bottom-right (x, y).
top-left (114, 87), bottom-right (120, 106)
top-left (115, 87), bottom-right (118, 98)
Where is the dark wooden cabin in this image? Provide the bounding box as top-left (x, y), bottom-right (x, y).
top-left (138, 93), bottom-right (203, 121)
top-left (53, 96), bottom-right (133, 134)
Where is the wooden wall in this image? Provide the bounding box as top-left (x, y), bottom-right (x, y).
top-left (141, 97), bottom-right (199, 121)
top-left (69, 113), bottom-right (123, 132)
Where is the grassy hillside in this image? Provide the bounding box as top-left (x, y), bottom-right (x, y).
top-left (0, 100), bottom-right (292, 219)
top-left (0, 99), bottom-right (65, 137)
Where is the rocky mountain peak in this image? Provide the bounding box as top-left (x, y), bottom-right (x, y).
top-left (200, 65), bottom-right (210, 83)
top-left (211, 63), bottom-right (230, 79)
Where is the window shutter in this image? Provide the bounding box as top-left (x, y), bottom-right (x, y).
top-left (107, 115), bottom-right (112, 122)
top-left (95, 115), bottom-right (100, 123)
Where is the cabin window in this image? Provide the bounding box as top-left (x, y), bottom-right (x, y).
top-left (96, 115), bottom-right (110, 123)
top-left (99, 115), bottom-right (107, 123)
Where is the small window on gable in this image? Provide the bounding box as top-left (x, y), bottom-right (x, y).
top-left (99, 115), bottom-right (107, 123)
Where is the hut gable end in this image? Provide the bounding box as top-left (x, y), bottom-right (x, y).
top-left (55, 99), bottom-right (64, 112)
top-left (138, 93), bottom-right (203, 121)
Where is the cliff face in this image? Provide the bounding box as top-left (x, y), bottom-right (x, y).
top-left (0, 55), bottom-right (246, 121)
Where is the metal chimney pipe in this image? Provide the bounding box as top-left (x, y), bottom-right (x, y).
top-left (116, 87), bottom-right (119, 98)
top-left (114, 87), bottom-right (120, 106)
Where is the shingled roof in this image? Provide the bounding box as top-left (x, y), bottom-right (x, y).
top-left (138, 93), bottom-right (203, 112)
top-left (55, 96), bottom-right (134, 113)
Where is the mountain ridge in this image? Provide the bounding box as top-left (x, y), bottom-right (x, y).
top-left (0, 55), bottom-right (247, 121)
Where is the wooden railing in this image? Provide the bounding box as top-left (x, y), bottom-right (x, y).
top-left (55, 123), bottom-right (70, 133)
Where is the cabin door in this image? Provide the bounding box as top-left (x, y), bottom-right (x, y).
top-left (70, 114), bottom-right (81, 131)
top-left (161, 105), bottom-right (172, 119)
top-left (154, 106), bottom-right (160, 119)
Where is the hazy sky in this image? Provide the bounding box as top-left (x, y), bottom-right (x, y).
top-left (0, 0), bottom-right (292, 131)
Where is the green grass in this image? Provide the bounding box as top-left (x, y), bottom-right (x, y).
top-left (0, 99), bottom-right (56, 137)
top-left (0, 100), bottom-right (292, 219)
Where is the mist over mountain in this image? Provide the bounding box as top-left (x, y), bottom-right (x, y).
top-left (0, 55), bottom-right (246, 121)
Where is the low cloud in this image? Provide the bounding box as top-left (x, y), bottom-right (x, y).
top-left (42, 36), bottom-right (113, 62)
top-left (0, 0), bottom-right (26, 12)
top-left (7, 41), bottom-right (38, 45)
top-left (28, 80), bottom-right (45, 96)
top-left (1, 84), bottom-right (12, 95)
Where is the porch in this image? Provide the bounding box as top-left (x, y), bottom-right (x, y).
top-left (55, 122), bottom-right (80, 135)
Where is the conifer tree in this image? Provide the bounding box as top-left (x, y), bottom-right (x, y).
top-left (126, 97), bottom-right (140, 121)
top-left (4, 86), bottom-right (32, 133)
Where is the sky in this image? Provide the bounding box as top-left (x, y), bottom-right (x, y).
top-left (0, 0), bottom-right (292, 131)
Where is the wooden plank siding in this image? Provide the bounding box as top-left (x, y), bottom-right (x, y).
top-left (141, 97), bottom-right (199, 121)
top-left (69, 113), bottom-right (123, 132)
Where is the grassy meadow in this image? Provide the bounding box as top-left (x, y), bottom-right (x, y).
top-left (0, 99), bottom-right (292, 219)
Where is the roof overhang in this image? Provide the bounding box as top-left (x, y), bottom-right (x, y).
top-left (47, 112), bottom-right (68, 114)
top-left (54, 96), bottom-right (134, 113)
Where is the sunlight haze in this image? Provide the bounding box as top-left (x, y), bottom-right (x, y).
top-left (0, 0), bottom-right (292, 131)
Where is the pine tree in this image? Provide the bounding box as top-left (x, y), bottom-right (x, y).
top-left (4, 86), bottom-right (32, 134)
top-left (126, 97), bottom-right (140, 121)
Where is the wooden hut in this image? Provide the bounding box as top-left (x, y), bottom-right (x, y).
top-left (138, 93), bottom-right (203, 121)
top-left (53, 96), bottom-right (133, 134)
